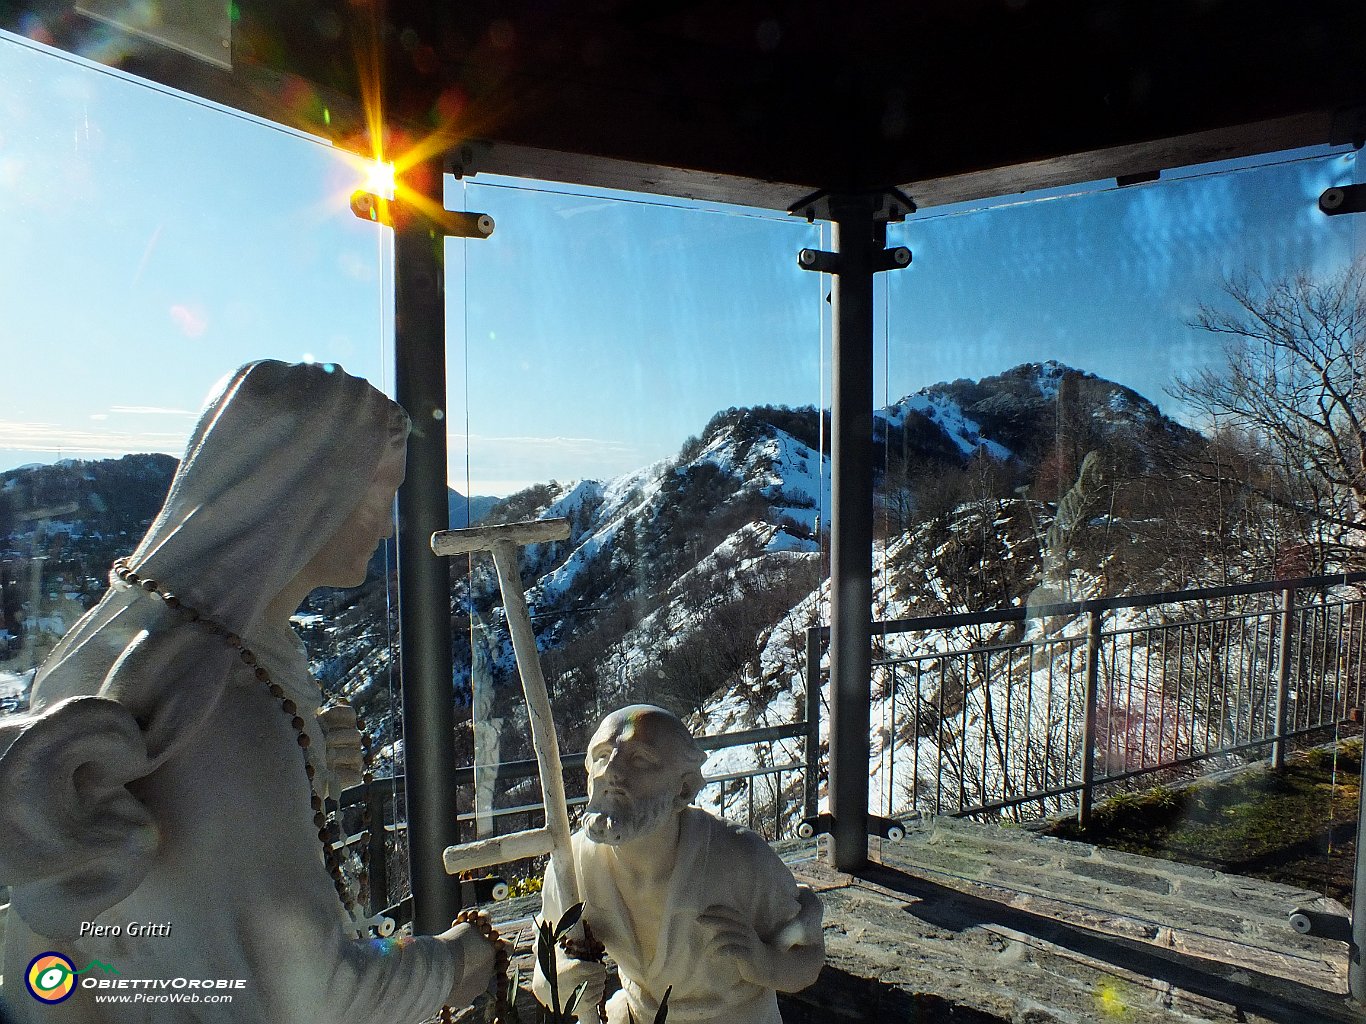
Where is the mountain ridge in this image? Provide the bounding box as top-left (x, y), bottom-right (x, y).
top-left (1, 360), bottom-right (1224, 827)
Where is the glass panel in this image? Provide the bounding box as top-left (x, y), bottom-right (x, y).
top-left (75, 0), bottom-right (233, 70)
top-left (1, 24), bottom-right (409, 917)
top-left (447, 177), bottom-right (826, 859)
top-left (872, 149), bottom-right (1362, 835)
top-left (0, 28), bottom-right (398, 901)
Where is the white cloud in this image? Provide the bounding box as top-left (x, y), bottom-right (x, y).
top-left (450, 432), bottom-right (655, 497)
top-left (0, 420), bottom-right (186, 457)
top-left (107, 405), bottom-right (196, 416)
top-left (169, 304), bottom-right (208, 338)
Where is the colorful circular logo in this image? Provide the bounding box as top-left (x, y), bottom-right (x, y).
top-left (26, 952), bottom-right (77, 1003)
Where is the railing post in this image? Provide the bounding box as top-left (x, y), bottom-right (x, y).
top-left (1272, 587), bottom-right (1294, 770)
top-left (1354, 689), bottom-right (1366, 1002)
top-left (1078, 608), bottom-right (1102, 828)
top-left (804, 625), bottom-right (822, 820)
top-left (366, 781), bottom-right (389, 915)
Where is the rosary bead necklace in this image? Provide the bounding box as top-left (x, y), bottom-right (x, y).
top-left (112, 558), bottom-right (513, 1022)
top-left (111, 558), bottom-right (364, 924)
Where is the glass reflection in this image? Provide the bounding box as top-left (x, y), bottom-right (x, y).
top-left (0, 30), bottom-right (394, 729)
top-left (871, 149), bottom-right (1363, 838)
top-left (447, 178), bottom-right (826, 846)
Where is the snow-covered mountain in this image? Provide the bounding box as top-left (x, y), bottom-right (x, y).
top-left (453, 403), bottom-right (831, 747)
top-left (0, 361), bottom-right (1226, 831)
top-left (452, 362), bottom-right (1202, 775)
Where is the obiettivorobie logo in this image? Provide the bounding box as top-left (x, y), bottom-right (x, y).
top-left (24, 953), bottom-right (119, 1004)
top-left (24, 950), bottom-right (246, 1007)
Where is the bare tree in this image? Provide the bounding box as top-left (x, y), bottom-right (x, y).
top-left (1173, 260), bottom-right (1366, 567)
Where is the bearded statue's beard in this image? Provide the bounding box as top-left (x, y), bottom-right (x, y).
top-left (583, 788), bottom-right (678, 846)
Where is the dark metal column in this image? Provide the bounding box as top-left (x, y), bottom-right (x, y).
top-left (827, 195), bottom-right (878, 872)
top-left (1354, 746), bottom-right (1366, 1001)
top-left (794, 189), bottom-right (911, 874)
top-left (393, 157), bottom-right (461, 935)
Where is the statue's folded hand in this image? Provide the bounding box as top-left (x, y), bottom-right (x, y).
top-left (701, 893), bottom-right (826, 993)
top-left (434, 917), bottom-right (499, 1008)
top-left (317, 703), bottom-right (364, 796)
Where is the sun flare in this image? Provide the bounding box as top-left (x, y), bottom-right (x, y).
top-left (361, 159), bottom-right (396, 200)
top-left (341, 8), bottom-right (483, 226)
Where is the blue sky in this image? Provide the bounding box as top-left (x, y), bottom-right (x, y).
top-left (887, 153), bottom-right (1360, 405)
top-left (2, 28), bottom-right (1361, 497)
top-left (0, 32), bottom-right (393, 465)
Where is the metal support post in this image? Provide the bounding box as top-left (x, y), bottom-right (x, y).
top-left (804, 625), bottom-right (823, 820)
top-left (1353, 723), bottom-right (1366, 1001)
top-left (366, 782), bottom-right (389, 915)
top-left (827, 196), bottom-right (877, 871)
top-left (394, 156), bottom-right (461, 935)
top-left (793, 188), bottom-right (911, 873)
top-left (1078, 608), bottom-right (1103, 828)
top-left (1272, 587), bottom-right (1294, 770)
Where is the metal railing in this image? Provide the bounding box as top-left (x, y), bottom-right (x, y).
top-left (809, 572), bottom-right (1366, 827)
top-left (334, 709), bottom-right (823, 917)
top-left (330, 571), bottom-right (1366, 920)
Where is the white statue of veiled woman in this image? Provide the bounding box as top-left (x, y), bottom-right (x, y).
top-left (0, 361), bottom-right (494, 1022)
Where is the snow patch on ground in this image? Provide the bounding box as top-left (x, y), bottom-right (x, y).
top-left (1034, 360), bottom-right (1069, 400)
top-left (765, 531), bottom-right (819, 554)
top-left (0, 668), bottom-right (34, 699)
top-left (529, 519), bottom-right (623, 606)
top-left (542, 479), bottom-right (606, 522)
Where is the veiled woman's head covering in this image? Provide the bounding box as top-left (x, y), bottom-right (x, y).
top-left (127, 359), bottom-right (406, 633)
top-left (38, 360), bottom-right (409, 701)
top-left (0, 361), bottom-right (409, 934)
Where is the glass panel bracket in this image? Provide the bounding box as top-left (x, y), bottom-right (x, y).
top-left (797, 812), bottom-right (912, 844)
top-left (350, 191), bottom-right (495, 238)
top-left (787, 187), bottom-right (917, 225)
top-left (1319, 184), bottom-right (1366, 216)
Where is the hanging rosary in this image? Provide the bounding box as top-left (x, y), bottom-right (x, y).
top-left (112, 559), bottom-right (512, 1022)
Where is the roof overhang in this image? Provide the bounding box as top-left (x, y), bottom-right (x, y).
top-left (7, 1), bottom-right (1366, 211)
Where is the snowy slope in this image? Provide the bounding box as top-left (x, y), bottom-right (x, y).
top-left (1, 361), bottom-right (1225, 839)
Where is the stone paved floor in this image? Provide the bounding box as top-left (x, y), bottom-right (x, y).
top-left (790, 817), bottom-right (1359, 1023)
top-left (481, 817), bottom-right (1361, 1022)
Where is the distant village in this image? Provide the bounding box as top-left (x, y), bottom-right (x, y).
top-left (0, 454), bottom-right (178, 710)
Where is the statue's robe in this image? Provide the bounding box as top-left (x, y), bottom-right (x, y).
top-left (0, 361), bottom-right (485, 1023)
top-left (0, 622), bottom-right (471, 1024)
top-left (539, 807), bottom-right (814, 1024)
